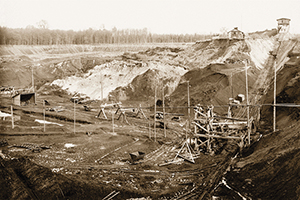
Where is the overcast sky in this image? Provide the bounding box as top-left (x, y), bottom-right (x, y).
top-left (1, 0), bottom-right (299, 34)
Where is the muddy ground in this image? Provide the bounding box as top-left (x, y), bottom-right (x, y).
top-left (0, 91), bottom-right (237, 199)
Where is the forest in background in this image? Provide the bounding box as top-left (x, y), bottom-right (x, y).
top-left (0, 25), bottom-right (213, 45)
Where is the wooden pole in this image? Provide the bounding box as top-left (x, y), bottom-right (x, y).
top-left (74, 99), bottom-right (76, 134)
top-left (186, 120), bottom-right (188, 140)
top-left (187, 81), bottom-right (190, 130)
top-left (245, 61), bottom-right (250, 144)
top-left (32, 67), bottom-right (34, 91)
top-left (230, 72), bottom-right (233, 98)
top-left (11, 105), bottom-right (14, 129)
top-left (43, 100), bottom-right (45, 132)
top-left (32, 67), bottom-right (36, 104)
top-left (154, 86), bottom-right (157, 142)
top-left (112, 111), bottom-right (115, 134)
top-left (163, 87), bottom-right (166, 138)
top-left (101, 77), bottom-right (103, 101)
top-left (274, 61), bottom-right (277, 132)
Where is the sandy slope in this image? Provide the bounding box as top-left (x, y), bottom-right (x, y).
top-left (246, 38), bottom-right (275, 69)
top-left (51, 60), bottom-right (187, 100)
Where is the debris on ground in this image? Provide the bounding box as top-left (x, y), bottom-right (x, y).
top-left (0, 139), bottom-right (8, 147)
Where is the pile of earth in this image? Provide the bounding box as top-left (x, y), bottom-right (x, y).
top-left (180, 38), bottom-right (251, 69)
top-left (169, 62), bottom-right (257, 115)
top-left (0, 156), bottom-right (145, 200)
top-left (109, 63), bottom-right (187, 102)
top-left (52, 60), bottom-right (186, 100)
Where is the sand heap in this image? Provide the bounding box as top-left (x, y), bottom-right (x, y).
top-left (110, 62), bottom-right (187, 101)
top-left (51, 60), bottom-right (187, 100)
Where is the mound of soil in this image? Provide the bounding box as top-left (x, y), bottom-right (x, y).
top-left (110, 63), bottom-right (186, 101)
top-left (0, 156), bottom-right (146, 199)
top-left (170, 62), bottom-right (257, 115)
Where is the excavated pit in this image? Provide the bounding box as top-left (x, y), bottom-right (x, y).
top-left (1, 35), bottom-right (300, 199)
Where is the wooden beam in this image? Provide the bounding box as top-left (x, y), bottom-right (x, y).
top-left (211, 121), bottom-right (247, 126)
top-left (194, 109), bottom-right (207, 117)
top-left (245, 61), bottom-right (251, 145)
top-left (192, 121), bottom-right (209, 133)
top-left (195, 133), bottom-right (242, 140)
top-left (274, 60), bottom-right (277, 133)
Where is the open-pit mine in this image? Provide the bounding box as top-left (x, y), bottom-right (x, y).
top-left (1, 19), bottom-right (300, 200)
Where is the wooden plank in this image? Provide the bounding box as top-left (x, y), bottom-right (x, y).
top-left (195, 133), bottom-right (242, 140)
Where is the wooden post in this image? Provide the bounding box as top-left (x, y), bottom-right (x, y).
top-left (43, 100), bottom-right (45, 132)
top-left (273, 61), bottom-right (277, 132)
top-left (163, 87), bottom-right (166, 138)
top-left (11, 105), bottom-right (14, 129)
top-left (32, 67), bottom-right (34, 91)
top-left (245, 61), bottom-right (250, 144)
top-left (74, 99), bottom-right (76, 134)
top-left (187, 81), bottom-right (190, 130)
top-left (154, 86), bottom-right (157, 142)
top-left (230, 72), bottom-right (233, 98)
top-left (186, 120), bottom-right (188, 140)
top-left (32, 67), bottom-right (36, 104)
top-left (101, 77), bottom-right (103, 101)
top-left (112, 111), bottom-right (115, 134)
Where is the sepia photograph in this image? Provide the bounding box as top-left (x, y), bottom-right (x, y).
top-left (0, 0), bottom-right (300, 199)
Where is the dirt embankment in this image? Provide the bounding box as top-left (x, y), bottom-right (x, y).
top-left (170, 63), bottom-right (255, 115)
top-left (217, 39), bottom-right (300, 200)
top-left (0, 157), bottom-right (143, 200)
top-left (52, 60), bottom-right (187, 101)
top-left (0, 44), bottom-right (177, 56)
top-left (110, 64), bottom-right (187, 102)
top-left (0, 55), bottom-right (114, 89)
top-left (109, 38), bottom-right (273, 109)
top-left (261, 40), bottom-right (300, 128)
top-left (223, 118), bottom-right (300, 200)
top-left (169, 38), bottom-right (272, 115)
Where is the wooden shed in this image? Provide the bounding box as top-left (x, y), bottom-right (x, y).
top-left (12, 93), bottom-right (36, 106)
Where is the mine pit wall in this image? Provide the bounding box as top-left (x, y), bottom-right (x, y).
top-left (0, 55), bottom-right (112, 89)
top-left (0, 44), bottom-right (156, 56)
top-left (0, 45), bottom-right (92, 56)
top-left (51, 61), bottom-right (187, 101)
top-left (274, 39), bottom-right (298, 72)
top-left (245, 38), bottom-right (275, 70)
top-left (261, 39), bottom-right (300, 129)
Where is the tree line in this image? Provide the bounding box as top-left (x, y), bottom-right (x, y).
top-left (0, 26), bottom-right (212, 45)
